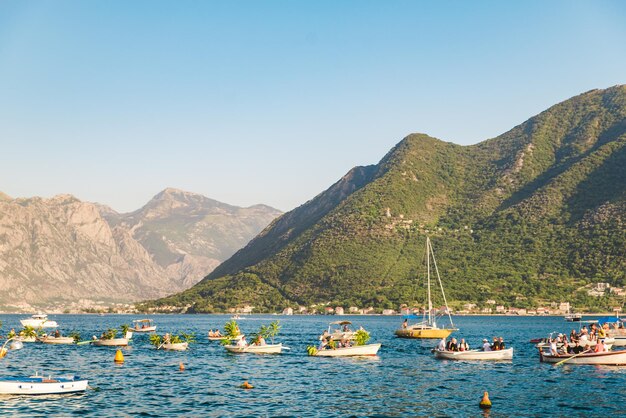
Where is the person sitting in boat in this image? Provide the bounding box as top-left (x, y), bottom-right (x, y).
top-left (236, 335), bottom-right (247, 347)
top-left (164, 333), bottom-right (171, 344)
top-left (458, 338), bottom-right (469, 351)
top-left (256, 335), bottom-right (266, 346)
top-left (497, 337), bottom-right (505, 350)
top-left (54, 329), bottom-right (61, 338)
top-left (549, 339), bottom-right (559, 356)
top-left (208, 329), bottom-right (215, 337)
top-left (571, 341), bottom-right (584, 354)
top-left (214, 329), bottom-right (222, 337)
top-left (491, 337), bottom-right (500, 351)
top-left (594, 338), bottom-right (605, 353)
top-left (598, 324), bottom-right (607, 339)
top-left (320, 330), bottom-right (330, 341)
top-left (342, 324), bottom-right (351, 332)
top-left (437, 338), bottom-right (446, 351)
top-left (560, 340), bottom-right (571, 354)
top-left (482, 339), bottom-right (492, 351)
top-left (402, 319), bottom-right (408, 329)
top-left (448, 338), bottom-right (458, 351)
top-left (569, 329), bottom-right (578, 343)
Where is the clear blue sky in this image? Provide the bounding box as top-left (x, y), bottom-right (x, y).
top-left (1, 1), bottom-right (625, 212)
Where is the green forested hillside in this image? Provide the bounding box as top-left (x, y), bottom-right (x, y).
top-left (143, 86), bottom-right (626, 313)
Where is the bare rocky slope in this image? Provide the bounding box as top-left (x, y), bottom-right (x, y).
top-left (0, 189), bottom-right (280, 310)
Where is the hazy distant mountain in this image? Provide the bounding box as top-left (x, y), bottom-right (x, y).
top-left (148, 85), bottom-right (626, 313)
top-left (0, 189), bottom-right (281, 309)
top-left (104, 188), bottom-right (282, 288)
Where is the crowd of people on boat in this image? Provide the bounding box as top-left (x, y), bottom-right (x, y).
top-left (546, 323), bottom-right (614, 355)
top-left (436, 336), bottom-right (506, 352)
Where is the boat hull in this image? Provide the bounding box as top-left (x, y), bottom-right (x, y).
top-left (0, 376), bottom-right (88, 395)
top-left (161, 342), bottom-right (188, 351)
top-left (434, 348), bottom-right (514, 361)
top-left (92, 338), bottom-right (129, 347)
top-left (132, 326), bottom-right (156, 333)
top-left (224, 344), bottom-right (282, 354)
top-left (313, 343), bottom-right (381, 357)
top-left (20, 320), bottom-right (58, 328)
top-left (41, 337), bottom-right (75, 345)
top-left (540, 349), bottom-right (626, 365)
top-left (208, 336), bottom-right (226, 341)
top-left (395, 328), bottom-right (454, 339)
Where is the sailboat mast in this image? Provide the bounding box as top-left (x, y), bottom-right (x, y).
top-left (429, 238), bottom-right (455, 329)
top-left (426, 237), bottom-right (432, 326)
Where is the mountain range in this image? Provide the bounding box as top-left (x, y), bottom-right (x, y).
top-left (0, 189), bottom-right (280, 310)
top-left (147, 85), bottom-right (626, 313)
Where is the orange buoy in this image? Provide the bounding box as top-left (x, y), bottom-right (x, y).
top-left (240, 381), bottom-right (254, 389)
top-left (479, 391), bottom-right (492, 409)
top-left (179, 362), bottom-right (185, 371)
top-left (114, 349), bottom-right (124, 364)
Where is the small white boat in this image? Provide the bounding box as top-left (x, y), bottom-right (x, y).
top-left (610, 335), bottom-right (626, 347)
top-left (539, 349), bottom-right (626, 365)
top-left (564, 313), bottom-right (582, 322)
top-left (16, 336), bottom-right (37, 343)
top-left (132, 319), bottom-right (156, 333)
top-left (208, 336), bottom-right (226, 341)
top-left (92, 332), bottom-right (132, 347)
top-left (161, 342), bottom-right (188, 351)
top-left (40, 336), bottom-right (75, 345)
top-left (434, 348), bottom-right (514, 361)
top-left (20, 314), bottom-right (58, 329)
top-left (224, 343), bottom-right (283, 354)
top-left (0, 373), bottom-right (88, 395)
top-left (312, 343), bottom-right (381, 357)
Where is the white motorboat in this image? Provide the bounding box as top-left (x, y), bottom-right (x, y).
top-left (311, 343), bottom-right (381, 357)
top-left (40, 336), bottom-right (75, 345)
top-left (224, 343), bottom-right (283, 354)
top-left (92, 331), bottom-right (133, 347)
top-left (20, 314), bottom-right (58, 329)
top-left (132, 319), bottom-right (156, 333)
top-left (434, 348), bottom-right (514, 361)
top-left (0, 373), bottom-right (88, 395)
top-left (539, 349), bottom-right (626, 365)
top-left (564, 313), bottom-right (582, 322)
top-left (161, 342), bottom-right (188, 351)
top-left (322, 321), bottom-right (355, 341)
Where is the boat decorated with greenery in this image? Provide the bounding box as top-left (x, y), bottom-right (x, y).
top-left (395, 237), bottom-right (457, 339)
top-left (92, 325), bottom-right (133, 347)
top-left (222, 320), bottom-right (284, 354)
top-left (150, 332), bottom-right (195, 351)
top-left (308, 326), bottom-right (380, 357)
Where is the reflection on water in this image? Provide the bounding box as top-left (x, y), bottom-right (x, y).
top-left (0, 314), bottom-right (623, 416)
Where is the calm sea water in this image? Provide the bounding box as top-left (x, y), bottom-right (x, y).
top-left (0, 314), bottom-right (622, 417)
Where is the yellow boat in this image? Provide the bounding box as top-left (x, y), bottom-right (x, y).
top-left (395, 326), bottom-right (454, 339)
top-left (395, 237), bottom-right (457, 339)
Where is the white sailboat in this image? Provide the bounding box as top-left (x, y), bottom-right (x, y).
top-left (395, 237), bottom-right (457, 339)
